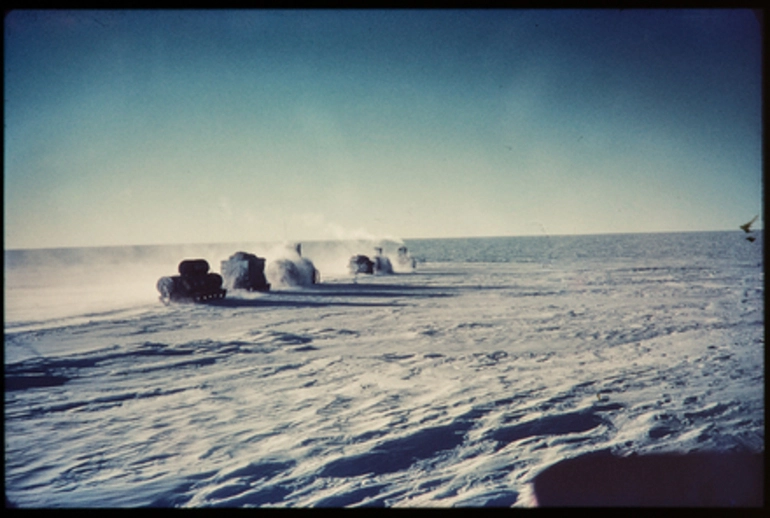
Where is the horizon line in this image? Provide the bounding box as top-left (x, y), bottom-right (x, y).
top-left (3, 228), bottom-right (761, 253)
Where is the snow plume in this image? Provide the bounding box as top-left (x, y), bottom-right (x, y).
top-left (4, 245), bottom-right (214, 330)
top-left (280, 213), bottom-right (410, 278)
top-left (298, 212), bottom-right (404, 245)
top-left (392, 245), bottom-right (417, 273)
top-left (264, 242), bottom-right (318, 288)
top-left (297, 239), bottom-right (412, 278)
top-left (4, 242), bottom-right (279, 329)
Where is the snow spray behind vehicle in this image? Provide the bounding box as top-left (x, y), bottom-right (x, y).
top-left (266, 243), bottom-right (320, 287)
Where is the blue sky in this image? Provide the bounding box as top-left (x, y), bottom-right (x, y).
top-left (4, 9), bottom-right (762, 249)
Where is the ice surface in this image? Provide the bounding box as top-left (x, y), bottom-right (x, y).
top-left (4, 232), bottom-right (764, 507)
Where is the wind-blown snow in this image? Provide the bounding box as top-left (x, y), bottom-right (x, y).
top-left (4, 232), bottom-right (763, 507)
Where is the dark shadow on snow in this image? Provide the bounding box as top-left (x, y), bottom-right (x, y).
top-left (314, 483), bottom-right (389, 507)
top-left (20, 387), bottom-right (189, 416)
top-left (202, 282), bottom-right (458, 308)
top-left (533, 450), bottom-right (764, 507)
top-left (490, 411), bottom-right (606, 449)
top-left (213, 485), bottom-right (293, 507)
top-left (4, 342), bottom-right (205, 393)
top-left (5, 373), bottom-right (70, 391)
top-left (319, 423), bottom-right (467, 477)
top-left (320, 407), bottom-right (485, 478)
top-left (204, 296), bottom-right (403, 310)
top-left (265, 282), bottom-right (457, 299)
top-left (149, 461), bottom-right (296, 507)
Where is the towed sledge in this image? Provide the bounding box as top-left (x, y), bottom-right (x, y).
top-left (157, 259), bottom-right (226, 305)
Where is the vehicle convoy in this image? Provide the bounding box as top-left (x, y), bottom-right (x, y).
top-left (220, 251), bottom-right (270, 291)
top-left (157, 259), bottom-right (226, 304)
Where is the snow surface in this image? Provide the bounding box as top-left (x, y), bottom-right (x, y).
top-left (4, 232), bottom-right (764, 507)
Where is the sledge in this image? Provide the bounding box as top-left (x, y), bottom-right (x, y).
top-left (157, 259), bottom-right (226, 305)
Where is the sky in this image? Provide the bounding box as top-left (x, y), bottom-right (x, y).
top-left (4, 9), bottom-right (763, 250)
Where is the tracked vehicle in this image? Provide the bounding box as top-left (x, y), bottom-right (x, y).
top-left (221, 251), bottom-right (271, 291)
top-left (348, 247), bottom-right (394, 275)
top-left (396, 246), bottom-right (416, 269)
top-left (348, 254), bottom-right (375, 274)
top-left (157, 259), bottom-right (226, 304)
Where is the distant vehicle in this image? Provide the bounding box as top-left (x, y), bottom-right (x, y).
top-left (157, 259), bottom-right (226, 304)
top-left (221, 251), bottom-right (270, 292)
top-left (372, 247), bottom-right (394, 274)
top-left (396, 246), bottom-right (416, 269)
top-left (348, 247), bottom-right (394, 275)
top-left (349, 254), bottom-right (375, 274)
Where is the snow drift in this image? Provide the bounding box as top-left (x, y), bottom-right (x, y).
top-left (4, 231), bottom-right (764, 507)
